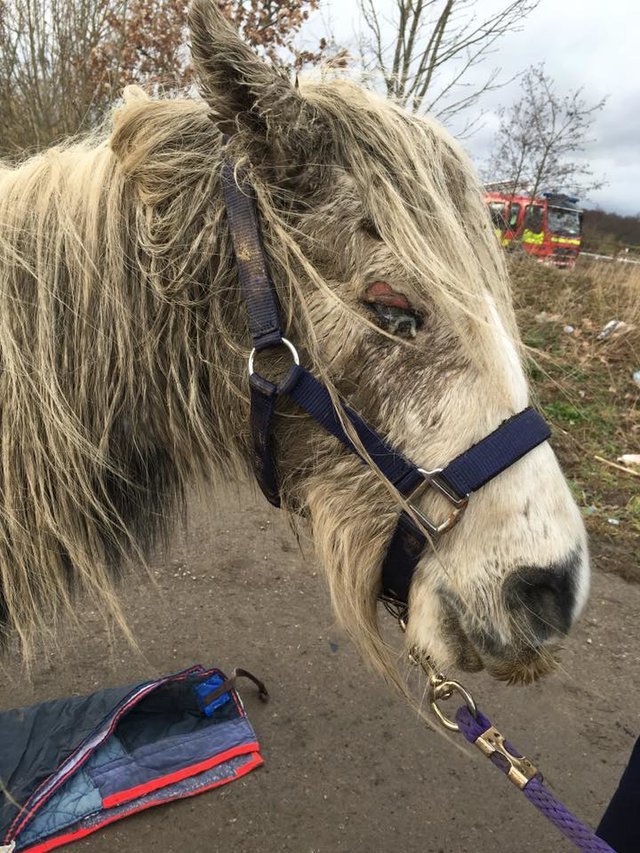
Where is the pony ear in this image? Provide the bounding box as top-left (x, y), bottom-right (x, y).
top-left (188, 0), bottom-right (305, 140)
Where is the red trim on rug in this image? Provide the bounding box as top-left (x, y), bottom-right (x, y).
top-left (102, 740), bottom-right (260, 808)
top-left (21, 752), bottom-right (263, 853)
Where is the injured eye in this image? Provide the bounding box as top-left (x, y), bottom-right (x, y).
top-left (365, 303), bottom-right (421, 337)
top-left (362, 281), bottom-right (422, 339)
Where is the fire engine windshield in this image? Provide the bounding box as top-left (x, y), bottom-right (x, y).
top-left (548, 207), bottom-right (581, 236)
top-left (487, 202), bottom-right (506, 227)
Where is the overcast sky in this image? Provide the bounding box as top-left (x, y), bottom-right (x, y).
top-left (304, 0), bottom-right (638, 215)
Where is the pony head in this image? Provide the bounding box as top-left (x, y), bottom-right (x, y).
top-left (187, 0), bottom-right (589, 684)
top-left (0, 0), bottom-right (588, 687)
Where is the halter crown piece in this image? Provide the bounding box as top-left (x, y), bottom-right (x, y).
top-left (220, 160), bottom-right (551, 618)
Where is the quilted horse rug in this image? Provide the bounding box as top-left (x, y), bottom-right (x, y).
top-left (0, 664), bottom-right (263, 852)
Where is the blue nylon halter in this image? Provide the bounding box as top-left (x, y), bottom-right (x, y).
top-left (220, 161), bottom-right (551, 611)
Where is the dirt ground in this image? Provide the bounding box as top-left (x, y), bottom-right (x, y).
top-left (1, 483), bottom-right (639, 853)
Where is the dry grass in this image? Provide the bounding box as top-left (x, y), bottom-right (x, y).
top-left (510, 255), bottom-right (640, 582)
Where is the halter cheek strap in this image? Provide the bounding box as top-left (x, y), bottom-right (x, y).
top-left (221, 161), bottom-right (550, 612)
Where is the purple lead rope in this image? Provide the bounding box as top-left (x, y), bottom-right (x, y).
top-left (455, 706), bottom-right (616, 852)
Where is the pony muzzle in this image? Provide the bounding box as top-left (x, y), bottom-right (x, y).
top-left (502, 550), bottom-right (584, 643)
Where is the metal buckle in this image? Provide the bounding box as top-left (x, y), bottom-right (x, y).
top-left (248, 337), bottom-right (299, 378)
top-left (474, 725), bottom-right (538, 789)
top-left (380, 596), bottom-right (409, 626)
top-left (407, 468), bottom-right (469, 537)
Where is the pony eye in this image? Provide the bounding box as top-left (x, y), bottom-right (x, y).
top-left (364, 302), bottom-right (421, 338)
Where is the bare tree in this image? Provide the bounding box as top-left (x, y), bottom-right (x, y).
top-left (223, 0), bottom-right (327, 67)
top-left (0, 0), bottom-right (326, 156)
top-left (358, 0), bottom-right (539, 124)
top-left (485, 64), bottom-right (607, 200)
top-left (0, 0), bottom-right (119, 151)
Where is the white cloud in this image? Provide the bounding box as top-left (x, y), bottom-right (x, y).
top-left (304, 0), bottom-right (638, 215)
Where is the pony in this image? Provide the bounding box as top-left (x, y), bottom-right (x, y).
top-left (0, 0), bottom-right (588, 688)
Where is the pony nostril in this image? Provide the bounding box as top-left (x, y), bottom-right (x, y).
top-left (503, 552), bottom-right (581, 641)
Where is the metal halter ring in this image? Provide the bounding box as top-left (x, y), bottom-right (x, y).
top-left (248, 337), bottom-right (300, 378)
top-left (429, 679), bottom-right (478, 732)
top-left (408, 645), bottom-right (478, 732)
top-left (407, 468), bottom-right (469, 538)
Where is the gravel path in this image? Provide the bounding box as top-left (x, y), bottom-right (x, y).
top-left (2, 483), bottom-right (638, 852)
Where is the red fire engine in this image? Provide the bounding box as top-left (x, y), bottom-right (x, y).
top-left (483, 190), bottom-right (583, 268)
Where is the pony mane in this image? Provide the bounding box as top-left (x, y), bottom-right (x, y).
top-left (0, 80), bottom-right (513, 661)
top-left (0, 92), bottom-right (229, 655)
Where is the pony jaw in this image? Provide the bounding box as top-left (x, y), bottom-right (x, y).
top-left (408, 583), bottom-right (561, 685)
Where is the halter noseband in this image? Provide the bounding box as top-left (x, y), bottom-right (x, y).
top-left (221, 162), bottom-right (550, 618)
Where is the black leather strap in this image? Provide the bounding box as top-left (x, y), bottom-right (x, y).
top-left (221, 162), bottom-right (282, 351)
top-left (380, 513), bottom-right (428, 607)
top-left (249, 373), bottom-right (281, 507)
